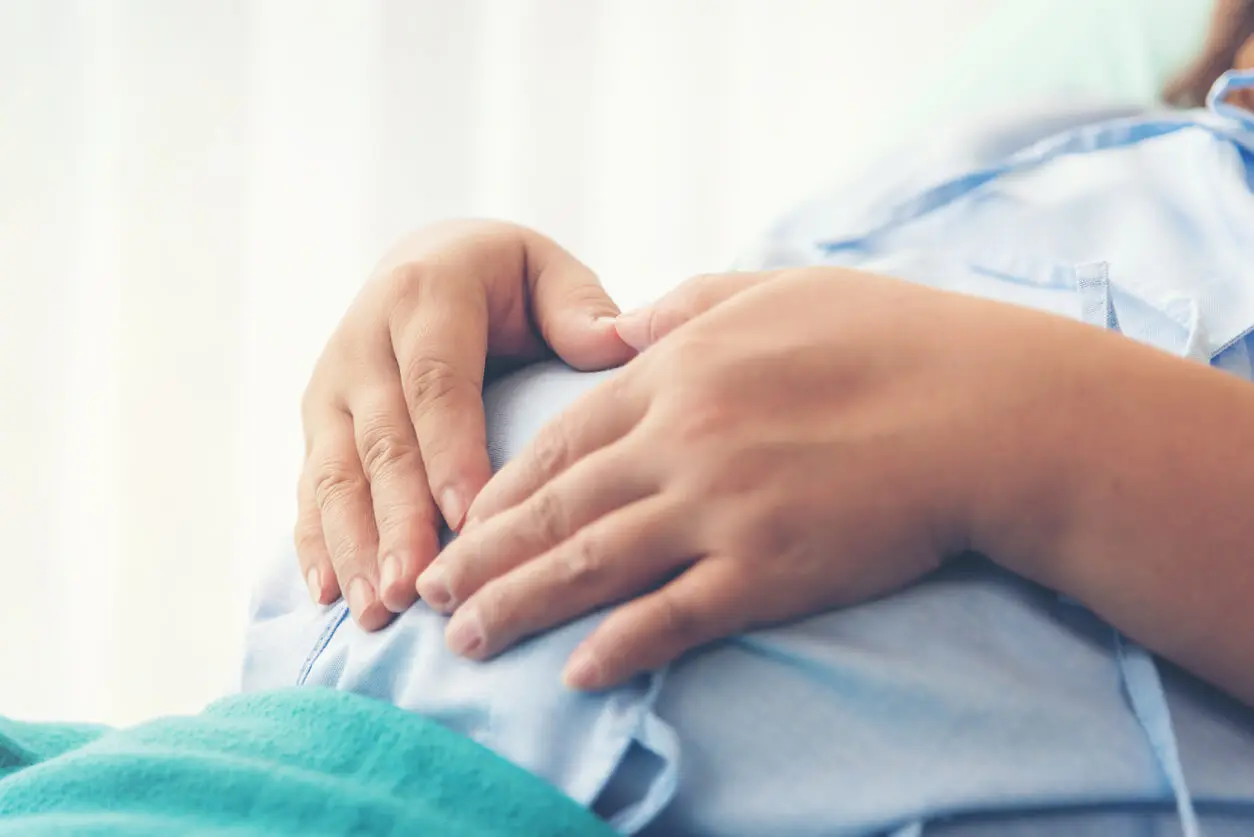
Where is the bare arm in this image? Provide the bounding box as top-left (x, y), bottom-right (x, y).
top-left (987, 334), bottom-right (1254, 707)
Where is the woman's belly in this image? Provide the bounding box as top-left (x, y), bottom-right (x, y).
top-left (240, 362), bottom-right (1254, 836)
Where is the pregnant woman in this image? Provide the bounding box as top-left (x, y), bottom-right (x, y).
top-left (8, 12), bottom-right (1254, 834)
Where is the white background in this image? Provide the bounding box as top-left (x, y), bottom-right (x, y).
top-left (2, 0), bottom-right (1038, 725)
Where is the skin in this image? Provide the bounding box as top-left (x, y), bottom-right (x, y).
top-left (416, 270), bottom-right (1254, 707)
top-left (298, 28), bottom-right (1254, 704)
top-left (296, 221), bottom-right (634, 629)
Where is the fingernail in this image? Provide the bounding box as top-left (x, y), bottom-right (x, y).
top-left (613, 308), bottom-right (650, 351)
top-left (346, 577), bottom-right (376, 620)
top-left (417, 567), bottom-right (452, 611)
top-left (446, 610), bottom-right (484, 656)
top-left (379, 553), bottom-right (401, 595)
top-left (562, 648), bottom-right (603, 690)
top-left (615, 308), bottom-right (646, 327)
top-left (306, 567), bottom-right (323, 604)
top-left (441, 487), bottom-right (468, 531)
top-left (593, 315), bottom-right (618, 328)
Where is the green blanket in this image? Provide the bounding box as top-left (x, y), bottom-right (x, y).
top-left (0, 687), bottom-right (615, 836)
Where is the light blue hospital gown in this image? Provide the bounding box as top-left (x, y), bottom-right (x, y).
top-left (242, 73), bottom-right (1254, 836)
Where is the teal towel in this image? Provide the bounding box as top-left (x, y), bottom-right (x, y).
top-left (0, 687), bottom-right (616, 836)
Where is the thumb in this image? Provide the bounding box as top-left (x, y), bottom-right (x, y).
top-left (614, 271), bottom-right (774, 351)
top-left (527, 239), bottom-right (635, 371)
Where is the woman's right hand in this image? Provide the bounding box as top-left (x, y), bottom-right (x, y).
top-left (297, 221), bottom-right (634, 629)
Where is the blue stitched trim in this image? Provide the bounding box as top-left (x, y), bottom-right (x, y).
top-left (296, 602), bottom-right (350, 686)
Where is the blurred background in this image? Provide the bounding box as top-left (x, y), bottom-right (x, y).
top-left (0, 0), bottom-right (1210, 725)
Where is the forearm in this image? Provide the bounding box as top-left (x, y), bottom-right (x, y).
top-left (989, 332), bottom-right (1254, 706)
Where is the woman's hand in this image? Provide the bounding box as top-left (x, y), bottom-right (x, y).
top-left (416, 268), bottom-right (1098, 689)
top-left (297, 221), bottom-right (635, 629)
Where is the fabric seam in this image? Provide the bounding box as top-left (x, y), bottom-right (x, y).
top-left (296, 602), bottom-right (350, 686)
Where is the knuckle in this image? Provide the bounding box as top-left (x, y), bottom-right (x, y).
top-left (530, 489), bottom-right (569, 546)
top-left (556, 531), bottom-right (606, 588)
top-left (312, 462), bottom-right (367, 511)
top-left (357, 418), bottom-right (417, 478)
top-left (529, 423), bottom-right (570, 477)
top-left (645, 401), bottom-right (739, 498)
top-left (678, 445), bottom-right (765, 512)
top-left (659, 332), bottom-right (718, 383)
top-left (404, 355), bottom-right (465, 418)
top-left (378, 260), bottom-right (430, 312)
top-left (655, 594), bottom-right (704, 643)
top-left (591, 371), bottom-right (633, 416)
top-left (671, 398), bottom-right (736, 448)
top-left (378, 221), bottom-right (511, 310)
top-left (726, 505), bottom-right (790, 559)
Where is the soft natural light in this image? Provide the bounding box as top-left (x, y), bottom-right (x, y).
top-left (1, 0), bottom-right (1201, 726)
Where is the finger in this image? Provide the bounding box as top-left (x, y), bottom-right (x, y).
top-left (417, 439), bottom-right (655, 612)
top-left (614, 271), bottom-right (777, 350)
top-left (525, 233), bottom-right (636, 370)
top-left (310, 411), bottom-right (393, 630)
top-left (390, 271), bottom-right (493, 532)
top-left (443, 496), bottom-right (694, 660)
top-left (462, 371), bottom-right (646, 526)
top-left (349, 381), bottom-right (442, 613)
top-left (295, 466), bottom-right (336, 605)
top-left (388, 225), bottom-right (632, 531)
top-left (562, 560), bottom-right (751, 690)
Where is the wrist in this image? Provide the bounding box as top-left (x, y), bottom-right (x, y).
top-left (964, 323), bottom-right (1134, 588)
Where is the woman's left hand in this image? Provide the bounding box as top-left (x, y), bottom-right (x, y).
top-left (416, 268), bottom-right (1092, 689)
